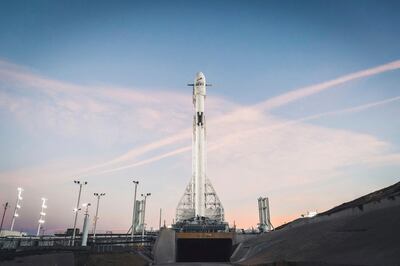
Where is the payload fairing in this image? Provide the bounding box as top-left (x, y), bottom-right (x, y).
top-left (176, 72), bottom-right (224, 222)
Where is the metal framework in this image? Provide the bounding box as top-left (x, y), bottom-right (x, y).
top-left (176, 178), bottom-right (224, 222)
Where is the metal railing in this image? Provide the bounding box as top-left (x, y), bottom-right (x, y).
top-left (0, 234), bottom-right (155, 250)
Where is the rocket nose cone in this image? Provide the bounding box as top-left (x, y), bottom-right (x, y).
top-left (196, 72), bottom-right (205, 80)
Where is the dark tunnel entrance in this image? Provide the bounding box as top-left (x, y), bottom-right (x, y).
top-left (176, 238), bottom-right (232, 262)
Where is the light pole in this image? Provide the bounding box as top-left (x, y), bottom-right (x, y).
top-left (0, 202), bottom-right (8, 235)
top-left (159, 208), bottom-right (162, 230)
top-left (36, 198), bottom-right (47, 236)
top-left (131, 180), bottom-right (139, 241)
top-left (92, 193), bottom-right (105, 242)
top-left (10, 187), bottom-right (23, 231)
top-left (141, 193), bottom-right (151, 242)
top-left (72, 180), bottom-right (87, 246)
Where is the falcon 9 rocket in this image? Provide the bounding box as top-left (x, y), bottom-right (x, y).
top-left (175, 72), bottom-right (224, 223)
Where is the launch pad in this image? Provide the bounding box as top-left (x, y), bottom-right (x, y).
top-left (175, 72), bottom-right (226, 228)
top-left (173, 216), bottom-right (228, 232)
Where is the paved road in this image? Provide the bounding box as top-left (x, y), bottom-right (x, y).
top-left (155, 263), bottom-right (231, 266)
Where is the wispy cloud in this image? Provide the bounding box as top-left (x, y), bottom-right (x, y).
top-left (83, 60), bottom-right (400, 174)
top-left (91, 95), bottom-right (400, 175)
top-left (0, 59), bottom-right (237, 146)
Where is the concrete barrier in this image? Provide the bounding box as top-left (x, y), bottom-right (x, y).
top-left (153, 228), bottom-right (176, 264)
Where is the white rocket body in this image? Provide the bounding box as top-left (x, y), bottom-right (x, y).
top-left (193, 72), bottom-right (207, 218)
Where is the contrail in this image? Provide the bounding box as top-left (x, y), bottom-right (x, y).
top-left (85, 60), bottom-right (400, 173)
top-left (208, 95), bottom-right (400, 152)
top-left (79, 129), bottom-right (191, 173)
top-left (93, 146), bottom-right (192, 175)
top-left (255, 60), bottom-right (400, 111)
top-left (89, 95), bottom-right (400, 176)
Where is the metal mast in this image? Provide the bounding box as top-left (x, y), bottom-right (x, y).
top-left (0, 202), bottom-right (8, 235)
top-left (93, 193), bottom-right (105, 241)
top-left (10, 187), bottom-right (23, 231)
top-left (36, 198), bottom-right (47, 236)
top-left (72, 180), bottom-right (87, 246)
top-left (141, 193), bottom-right (151, 240)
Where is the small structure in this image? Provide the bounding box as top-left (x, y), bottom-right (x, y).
top-left (133, 199), bottom-right (145, 233)
top-left (301, 210), bottom-right (318, 218)
top-left (258, 197), bottom-right (273, 232)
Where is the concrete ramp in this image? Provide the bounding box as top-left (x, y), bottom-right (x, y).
top-left (153, 228), bottom-right (176, 264)
top-left (231, 182), bottom-right (400, 266)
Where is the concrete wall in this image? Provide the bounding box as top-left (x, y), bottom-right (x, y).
top-left (153, 228), bottom-right (176, 264)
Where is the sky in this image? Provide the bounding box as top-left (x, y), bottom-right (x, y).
top-left (0, 0), bottom-right (399, 234)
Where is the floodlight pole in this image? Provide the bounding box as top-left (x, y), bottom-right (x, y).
top-left (159, 208), bottom-right (162, 230)
top-left (0, 202), bottom-right (9, 235)
top-left (10, 188), bottom-right (23, 231)
top-left (36, 198), bottom-right (47, 236)
top-left (93, 193), bottom-right (105, 242)
top-left (131, 180), bottom-right (139, 241)
top-left (141, 193), bottom-right (151, 243)
top-left (72, 180), bottom-right (87, 246)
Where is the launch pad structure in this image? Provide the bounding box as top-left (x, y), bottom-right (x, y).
top-left (174, 72), bottom-right (227, 231)
top-left (171, 72), bottom-right (232, 262)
